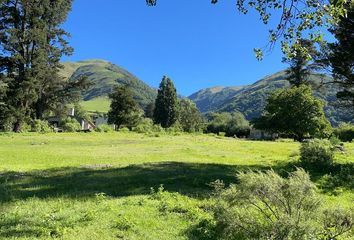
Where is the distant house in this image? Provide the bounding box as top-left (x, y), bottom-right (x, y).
top-left (93, 115), bottom-right (109, 127)
top-left (249, 128), bottom-right (278, 140)
top-left (47, 108), bottom-right (96, 131)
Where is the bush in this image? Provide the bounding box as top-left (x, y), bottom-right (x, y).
top-left (119, 127), bottom-right (130, 133)
top-left (300, 139), bottom-right (334, 170)
top-left (133, 118), bottom-right (155, 133)
top-left (333, 123), bottom-right (354, 142)
top-left (95, 124), bottom-right (113, 133)
top-left (206, 112), bottom-right (250, 137)
top-left (61, 118), bottom-right (81, 132)
top-left (208, 169), bottom-right (353, 240)
top-left (31, 119), bottom-right (53, 133)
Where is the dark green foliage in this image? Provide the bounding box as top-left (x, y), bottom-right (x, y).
top-left (325, 5), bottom-right (354, 108)
top-left (178, 99), bottom-right (204, 133)
top-left (31, 120), bottom-right (53, 133)
top-left (62, 60), bottom-right (157, 108)
top-left (108, 86), bottom-right (142, 130)
top-left (61, 118), bottom-right (81, 132)
top-left (210, 169), bottom-right (353, 240)
top-left (144, 102), bottom-right (155, 119)
top-left (253, 85), bottom-right (332, 141)
top-left (189, 71), bottom-right (352, 126)
top-left (206, 112), bottom-right (250, 137)
top-left (300, 139), bottom-right (334, 171)
top-left (153, 76), bottom-right (179, 128)
top-left (73, 104), bottom-right (91, 122)
top-left (333, 123), bottom-right (354, 142)
top-left (95, 124), bottom-right (113, 133)
top-left (0, 0), bottom-right (87, 131)
top-left (282, 39), bottom-right (319, 87)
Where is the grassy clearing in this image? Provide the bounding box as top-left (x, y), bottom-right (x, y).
top-left (80, 97), bottom-right (110, 113)
top-left (0, 133), bottom-right (353, 239)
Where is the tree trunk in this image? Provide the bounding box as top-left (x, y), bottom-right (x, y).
top-left (13, 120), bottom-right (21, 133)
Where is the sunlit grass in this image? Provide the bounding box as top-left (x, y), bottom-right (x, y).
top-left (0, 133), bottom-right (352, 239)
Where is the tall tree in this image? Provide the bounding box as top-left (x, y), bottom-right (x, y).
top-left (153, 76), bottom-right (179, 128)
top-left (282, 39), bottom-right (318, 87)
top-left (108, 85), bottom-right (141, 130)
top-left (252, 85), bottom-right (332, 141)
top-left (178, 98), bottom-right (204, 132)
top-left (0, 0), bottom-right (77, 132)
top-left (324, 4), bottom-right (354, 108)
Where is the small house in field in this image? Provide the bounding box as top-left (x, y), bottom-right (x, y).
top-left (249, 128), bottom-right (278, 140)
top-left (47, 108), bottom-right (96, 132)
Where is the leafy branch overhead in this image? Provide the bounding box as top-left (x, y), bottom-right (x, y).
top-left (147, 0), bottom-right (350, 59)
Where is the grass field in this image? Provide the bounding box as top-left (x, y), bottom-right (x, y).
top-left (0, 133), bottom-right (353, 239)
top-left (80, 97), bottom-right (110, 113)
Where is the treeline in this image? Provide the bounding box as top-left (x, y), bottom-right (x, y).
top-left (0, 0), bottom-right (88, 132)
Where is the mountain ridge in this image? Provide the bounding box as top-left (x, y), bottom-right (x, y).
top-left (189, 70), bottom-right (352, 126)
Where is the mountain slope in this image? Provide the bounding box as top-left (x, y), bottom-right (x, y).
top-left (60, 59), bottom-right (156, 110)
top-left (189, 71), bottom-right (352, 126)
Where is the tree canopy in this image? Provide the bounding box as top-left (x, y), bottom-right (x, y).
top-left (153, 76), bottom-right (179, 128)
top-left (0, 0), bottom-right (86, 132)
top-left (252, 85), bottom-right (332, 141)
top-left (108, 85), bottom-right (141, 130)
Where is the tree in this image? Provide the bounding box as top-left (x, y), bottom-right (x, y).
top-left (147, 1), bottom-right (347, 59)
top-left (0, 0), bottom-right (76, 132)
top-left (153, 76), bottom-right (179, 128)
top-left (206, 111), bottom-right (250, 137)
top-left (108, 85), bottom-right (141, 130)
top-left (144, 102), bottom-right (155, 119)
top-left (282, 39), bottom-right (319, 87)
top-left (252, 85), bottom-right (331, 141)
top-left (323, 4), bottom-right (354, 108)
top-left (178, 98), bottom-right (204, 132)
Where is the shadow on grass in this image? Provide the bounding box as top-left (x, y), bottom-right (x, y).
top-left (0, 161), bottom-right (351, 203)
top-left (0, 161), bottom-right (297, 202)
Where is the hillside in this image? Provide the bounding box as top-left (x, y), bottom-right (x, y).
top-left (189, 71), bottom-right (352, 126)
top-left (60, 59), bottom-right (157, 111)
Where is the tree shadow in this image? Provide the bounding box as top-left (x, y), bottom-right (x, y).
top-left (0, 160), bottom-right (350, 203)
top-left (0, 162), bottom-right (247, 202)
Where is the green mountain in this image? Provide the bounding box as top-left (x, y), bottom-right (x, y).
top-left (60, 59), bottom-right (157, 111)
top-left (189, 70), bottom-right (352, 126)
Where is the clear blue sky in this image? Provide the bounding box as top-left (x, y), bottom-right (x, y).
top-left (62, 0), bottom-right (290, 96)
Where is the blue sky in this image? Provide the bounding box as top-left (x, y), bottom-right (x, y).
top-left (62, 0), bottom-right (292, 96)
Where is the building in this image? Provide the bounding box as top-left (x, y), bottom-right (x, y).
top-left (249, 128), bottom-right (278, 140)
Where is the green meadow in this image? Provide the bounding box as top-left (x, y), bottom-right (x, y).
top-left (0, 133), bottom-right (353, 239)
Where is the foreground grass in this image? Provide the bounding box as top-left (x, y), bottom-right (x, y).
top-left (0, 133), bottom-right (353, 239)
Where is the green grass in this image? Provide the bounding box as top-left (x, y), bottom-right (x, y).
top-left (80, 97), bottom-right (111, 113)
top-left (0, 133), bottom-right (353, 239)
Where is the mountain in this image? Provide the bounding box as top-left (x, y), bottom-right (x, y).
top-left (189, 70), bottom-right (352, 126)
top-left (60, 59), bottom-right (157, 110)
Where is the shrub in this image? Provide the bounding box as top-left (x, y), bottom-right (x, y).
top-left (133, 118), bottom-right (154, 134)
top-left (31, 119), bottom-right (53, 133)
top-left (206, 112), bottom-right (250, 137)
top-left (95, 124), bottom-right (113, 133)
top-left (333, 123), bottom-right (354, 142)
top-left (61, 118), bottom-right (81, 132)
top-left (209, 169), bottom-right (353, 240)
top-left (300, 139), bottom-right (334, 170)
top-left (119, 127), bottom-right (130, 133)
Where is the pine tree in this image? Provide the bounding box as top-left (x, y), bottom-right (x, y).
top-left (326, 4), bottom-right (354, 108)
top-left (153, 76), bottom-right (179, 128)
top-left (108, 85), bottom-right (141, 130)
top-left (282, 39), bottom-right (318, 87)
top-left (0, 0), bottom-right (76, 131)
